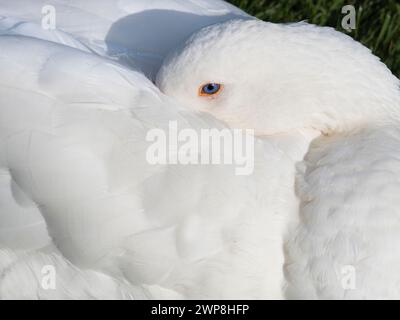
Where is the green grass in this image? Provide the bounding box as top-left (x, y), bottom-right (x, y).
top-left (227, 0), bottom-right (400, 78)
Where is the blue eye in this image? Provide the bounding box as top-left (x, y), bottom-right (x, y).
top-left (199, 83), bottom-right (222, 96)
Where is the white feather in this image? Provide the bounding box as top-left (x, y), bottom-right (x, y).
top-left (2, 1), bottom-right (400, 300)
top-left (0, 33), bottom-right (305, 299)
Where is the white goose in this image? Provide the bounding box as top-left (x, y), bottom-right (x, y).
top-left (1, 1), bottom-right (400, 300)
top-left (0, 33), bottom-right (305, 299)
top-left (0, 0), bottom-right (296, 300)
top-left (157, 19), bottom-right (400, 299)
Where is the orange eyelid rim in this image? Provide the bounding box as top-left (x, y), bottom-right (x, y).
top-left (198, 83), bottom-right (224, 97)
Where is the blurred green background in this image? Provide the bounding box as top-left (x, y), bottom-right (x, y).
top-left (227, 0), bottom-right (400, 77)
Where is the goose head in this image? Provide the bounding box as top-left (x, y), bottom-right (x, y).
top-left (157, 20), bottom-right (400, 136)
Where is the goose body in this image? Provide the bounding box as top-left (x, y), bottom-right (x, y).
top-left (0, 33), bottom-right (309, 299)
top-left (1, 1), bottom-right (400, 300)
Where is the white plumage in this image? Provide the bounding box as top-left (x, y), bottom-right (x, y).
top-left (158, 18), bottom-right (400, 299)
top-left (1, 0), bottom-right (400, 300)
top-left (0, 34), bottom-right (312, 299)
top-left (0, 0), bottom-right (250, 79)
